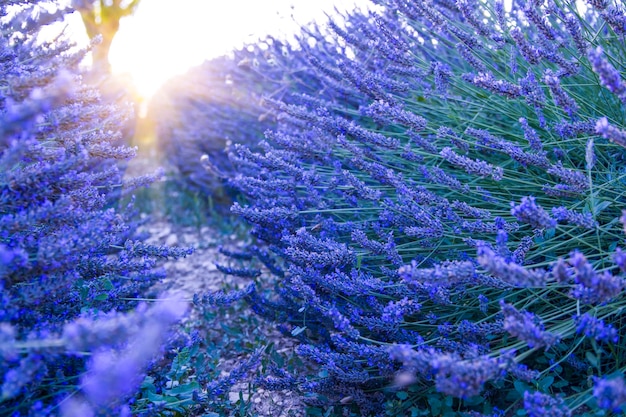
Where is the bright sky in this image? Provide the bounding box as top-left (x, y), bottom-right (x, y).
top-left (63, 0), bottom-right (367, 98)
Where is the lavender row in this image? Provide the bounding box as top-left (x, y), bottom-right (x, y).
top-left (211, 0), bottom-right (626, 415)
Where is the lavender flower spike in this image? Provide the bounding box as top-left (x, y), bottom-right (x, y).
top-left (551, 207), bottom-right (597, 229)
top-left (543, 70), bottom-right (579, 116)
top-left (524, 391), bottom-right (572, 417)
top-left (477, 245), bottom-right (547, 287)
top-left (588, 46), bottom-right (626, 104)
top-left (500, 301), bottom-right (560, 349)
top-left (511, 196), bottom-right (556, 229)
top-left (574, 313), bottom-right (618, 343)
top-left (594, 376), bottom-right (626, 413)
top-left (440, 147), bottom-right (504, 180)
top-left (569, 251), bottom-right (625, 304)
top-left (80, 298), bottom-right (187, 409)
top-left (596, 117), bottom-right (626, 149)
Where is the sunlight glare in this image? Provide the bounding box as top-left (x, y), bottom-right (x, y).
top-left (108, 0), bottom-right (366, 99)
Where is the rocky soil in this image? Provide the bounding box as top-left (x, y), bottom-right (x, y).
top-left (140, 221), bottom-right (305, 417)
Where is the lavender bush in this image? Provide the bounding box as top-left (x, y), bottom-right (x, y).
top-left (0, 2), bottom-right (210, 415)
top-left (221, 0), bottom-right (626, 415)
top-left (151, 31), bottom-right (356, 212)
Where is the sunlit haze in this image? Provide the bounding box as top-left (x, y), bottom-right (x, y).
top-left (64, 0), bottom-right (366, 99)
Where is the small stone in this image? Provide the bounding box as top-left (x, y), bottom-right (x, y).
top-left (165, 234), bottom-right (178, 246)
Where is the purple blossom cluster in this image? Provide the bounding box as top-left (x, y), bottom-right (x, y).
top-left (500, 301), bottom-right (560, 349)
top-left (440, 147), bottom-right (504, 180)
top-left (551, 206), bottom-right (597, 229)
top-left (477, 245), bottom-right (547, 287)
top-left (523, 391), bottom-right (572, 417)
top-left (569, 251), bottom-right (625, 304)
top-left (596, 117), bottom-right (626, 149)
top-left (588, 46), bottom-right (626, 104)
top-left (593, 376), bottom-right (626, 413)
top-left (574, 313), bottom-right (619, 343)
top-left (511, 197), bottom-right (557, 230)
top-left (70, 300), bottom-right (187, 414)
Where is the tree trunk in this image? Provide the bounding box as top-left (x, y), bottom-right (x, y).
top-left (92, 32), bottom-right (113, 73)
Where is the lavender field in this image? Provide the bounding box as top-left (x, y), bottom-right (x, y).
top-left (2, 0), bottom-right (626, 416)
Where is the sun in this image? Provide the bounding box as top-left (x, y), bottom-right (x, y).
top-left (107, 0), bottom-right (368, 100)
top-left (108, 0), bottom-right (216, 100)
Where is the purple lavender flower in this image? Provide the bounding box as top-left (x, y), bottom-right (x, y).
top-left (338, 60), bottom-right (408, 102)
top-left (79, 299), bottom-right (186, 408)
top-left (458, 44), bottom-right (487, 72)
top-left (563, 13), bottom-right (587, 53)
top-left (569, 251), bottom-right (625, 304)
top-left (512, 235), bottom-right (536, 264)
top-left (462, 72), bottom-right (521, 99)
top-left (431, 61), bottom-right (453, 96)
top-left (437, 126), bottom-right (469, 152)
top-left (440, 147), bottom-right (504, 180)
top-left (523, 391), bottom-right (571, 417)
top-left (389, 346), bottom-right (506, 398)
top-left (477, 245), bottom-right (547, 287)
top-left (193, 283), bottom-right (255, 307)
top-left (205, 348), bottom-right (263, 396)
top-left (588, 46), bottom-right (626, 104)
top-left (431, 353), bottom-right (504, 398)
top-left (574, 313), bottom-right (618, 343)
top-left (341, 170), bottom-right (382, 201)
top-left (553, 120), bottom-right (596, 139)
top-left (596, 117), bottom-right (626, 149)
top-left (565, 353), bottom-right (588, 371)
top-left (511, 27), bottom-right (542, 65)
top-left (601, 7), bottom-right (626, 36)
top-left (594, 376), bottom-right (626, 413)
top-left (452, 200), bottom-right (492, 219)
top-left (351, 229), bottom-right (403, 266)
top-left (1, 354), bottom-right (46, 401)
top-left (543, 70), bottom-right (579, 116)
top-left (551, 207), bottom-right (597, 229)
top-left (468, 128), bottom-right (550, 168)
top-left (511, 196), bottom-right (556, 229)
top-left (500, 301), bottom-right (560, 349)
top-left (552, 257), bottom-right (571, 283)
top-left (124, 240), bottom-right (194, 259)
top-left (613, 248), bottom-right (626, 272)
top-left (284, 228), bottom-right (356, 268)
top-left (231, 203), bottom-right (298, 227)
top-left (456, 0), bottom-right (493, 38)
top-left (381, 297), bottom-right (421, 325)
top-left (519, 118), bottom-right (543, 152)
top-left (362, 100), bottom-right (427, 131)
top-left (523, 0), bottom-right (556, 40)
top-left (587, 0), bottom-right (609, 10)
top-left (478, 294), bottom-right (489, 314)
top-left (520, 71), bottom-right (547, 113)
top-left (399, 260), bottom-right (475, 287)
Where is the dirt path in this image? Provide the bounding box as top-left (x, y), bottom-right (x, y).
top-left (122, 130), bottom-right (306, 416)
top-left (140, 221), bottom-right (305, 417)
